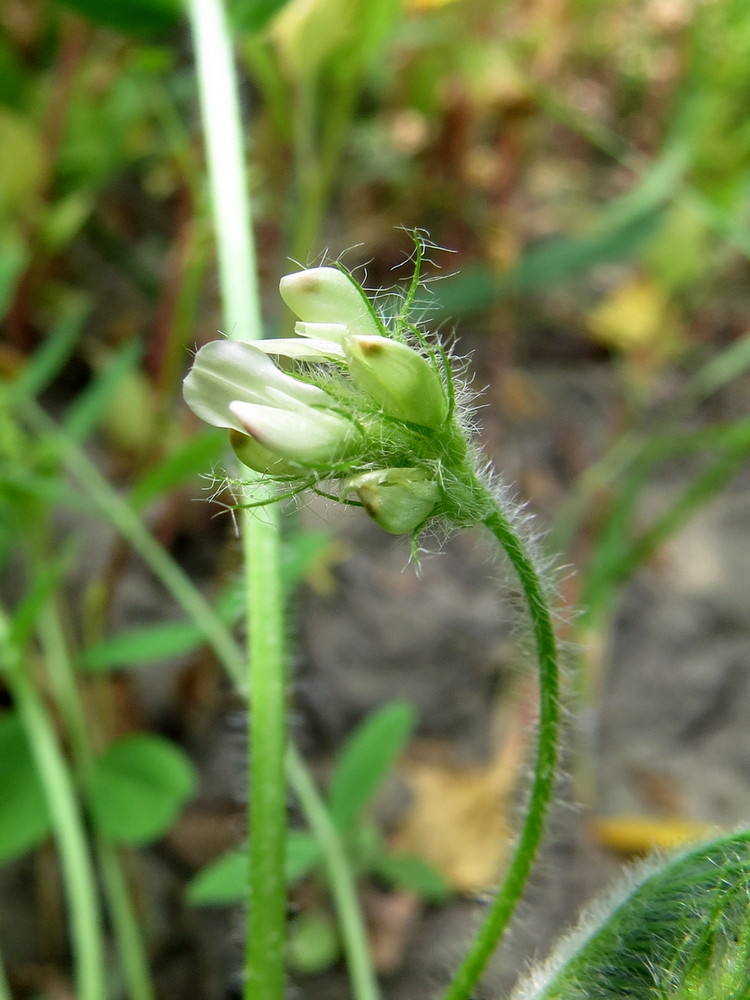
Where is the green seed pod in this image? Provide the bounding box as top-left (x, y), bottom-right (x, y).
top-left (345, 336), bottom-right (448, 428)
top-left (346, 467), bottom-right (440, 534)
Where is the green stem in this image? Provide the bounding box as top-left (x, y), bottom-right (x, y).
top-left (286, 744), bottom-right (381, 1000)
top-left (0, 608), bottom-right (107, 1000)
top-left (244, 514), bottom-right (287, 1000)
top-left (97, 841), bottom-right (155, 1000)
top-left (442, 499), bottom-right (560, 1000)
top-left (186, 2), bottom-right (287, 997)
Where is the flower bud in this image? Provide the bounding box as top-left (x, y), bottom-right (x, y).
top-left (294, 321), bottom-right (349, 344)
top-left (280, 268), bottom-right (382, 339)
top-left (229, 430), bottom-right (301, 476)
top-left (345, 468), bottom-right (440, 534)
top-left (183, 340), bottom-right (333, 434)
top-left (344, 336), bottom-right (448, 428)
top-left (229, 400), bottom-right (358, 467)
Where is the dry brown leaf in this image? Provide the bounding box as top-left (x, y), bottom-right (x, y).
top-left (391, 700), bottom-right (528, 893)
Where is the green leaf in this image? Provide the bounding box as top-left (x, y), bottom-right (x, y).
top-left (82, 619), bottom-right (216, 670)
top-left (0, 713), bottom-right (51, 862)
top-left (373, 852), bottom-right (451, 903)
top-left (421, 149), bottom-right (688, 319)
top-left (82, 581), bottom-right (243, 671)
top-left (63, 340), bottom-right (142, 443)
top-left (187, 830), bottom-right (322, 905)
top-left (130, 428), bottom-right (226, 509)
top-left (228, 0), bottom-right (290, 34)
top-left (281, 528), bottom-right (336, 591)
top-left (513, 832), bottom-right (750, 1000)
top-left (86, 734), bottom-right (196, 844)
top-left (0, 229), bottom-right (28, 319)
top-left (428, 207), bottom-right (665, 317)
top-left (285, 829), bottom-right (324, 883)
top-left (7, 546), bottom-right (76, 648)
top-left (15, 311), bottom-right (86, 400)
top-left (328, 700), bottom-right (415, 833)
top-left (51, 0), bottom-right (182, 34)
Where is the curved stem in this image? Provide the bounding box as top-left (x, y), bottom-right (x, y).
top-left (442, 500), bottom-right (560, 1000)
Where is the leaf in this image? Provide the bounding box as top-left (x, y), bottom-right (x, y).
top-left (427, 207), bottom-right (665, 317)
top-left (228, 0), bottom-right (290, 34)
top-left (51, 0), bottom-right (182, 34)
top-left (63, 341), bottom-right (143, 443)
top-left (511, 832), bottom-right (750, 1000)
top-left (0, 713), bottom-right (51, 862)
top-left (586, 276), bottom-right (681, 358)
top-left (14, 311), bottom-right (85, 400)
top-left (130, 429), bottom-right (226, 509)
top-left (0, 228), bottom-right (29, 319)
top-left (591, 815), bottom-right (715, 856)
top-left (82, 581), bottom-right (243, 671)
top-left (187, 830), bottom-right (322, 905)
top-left (86, 734), bottom-right (196, 844)
top-left (419, 148), bottom-right (688, 319)
top-left (391, 710), bottom-right (527, 892)
top-left (82, 619), bottom-right (218, 670)
top-left (328, 700), bottom-right (415, 833)
top-left (373, 852), bottom-right (452, 903)
top-left (281, 528), bottom-right (337, 592)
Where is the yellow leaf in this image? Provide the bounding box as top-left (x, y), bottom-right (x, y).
top-left (587, 275), bottom-right (681, 359)
top-left (391, 707), bottom-right (527, 893)
top-left (591, 815), bottom-right (716, 856)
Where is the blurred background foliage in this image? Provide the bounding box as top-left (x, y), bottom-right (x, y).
top-left (1, 0), bottom-right (750, 994)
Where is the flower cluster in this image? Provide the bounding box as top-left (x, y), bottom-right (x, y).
top-left (183, 264), bottom-right (485, 535)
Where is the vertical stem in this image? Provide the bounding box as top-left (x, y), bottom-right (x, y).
top-left (0, 609), bottom-right (107, 1000)
top-left (442, 500), bottom-right (560, 1000)
top-left (186, 2), bottom-right (287, 997)
top-left (244, 513), bottom-right (287, 1000)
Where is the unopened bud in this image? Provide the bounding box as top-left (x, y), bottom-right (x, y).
top-left (346, 468), bottom-right (440, 534)
top-left (229, 400), bottom-right (358, 467)
top-left (345, 336), bottom-right (448, 428)
top-left (229, 429), bottom-right (301, 476)
top-left (280, 268), bottom-right (382, 339)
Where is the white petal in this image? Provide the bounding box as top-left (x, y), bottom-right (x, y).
top-left (183, 339), bottom-right (331, 431)
top-left (228, 400), bottom-right (358, 466)
top-left (280, 268), bottom-right (383, 339)
top-left (251, 337), bottom-right (345, 360)
top-left (294, 322), bottom-right (349, 344)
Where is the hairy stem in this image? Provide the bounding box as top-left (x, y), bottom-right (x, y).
top-left (442, 496), bottom-right (560, 1000)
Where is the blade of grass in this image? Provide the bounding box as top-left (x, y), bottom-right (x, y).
top-left (0, 604), bottom-right (106, 1000)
